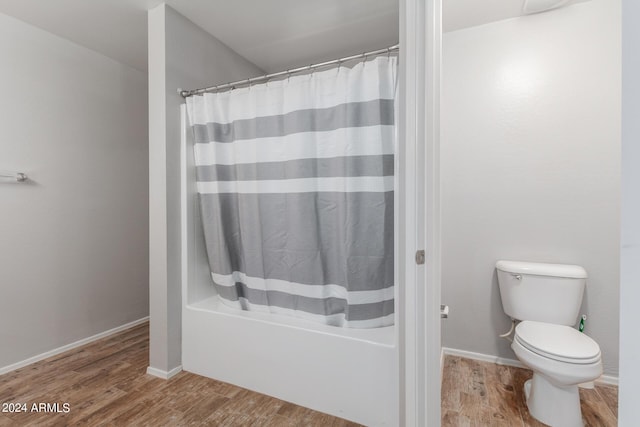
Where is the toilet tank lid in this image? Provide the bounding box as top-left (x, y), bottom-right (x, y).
top-left (496, 260), bottom-right (587, 279)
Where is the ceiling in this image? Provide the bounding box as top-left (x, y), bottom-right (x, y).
top-left (0, 0), bottom-right (161, 72)
top-left (164, 0), bottom-right (398, 74)
top-left (0, 0), bottom-right (579, 73)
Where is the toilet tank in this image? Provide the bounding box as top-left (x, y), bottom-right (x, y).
top-left (496, 260), bottom-right (587, 326)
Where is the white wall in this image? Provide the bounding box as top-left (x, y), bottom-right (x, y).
top-left (148, 4), bottom-right (262, 374)
top-left (619, 0), bottom-right (640, 422)
top-left (441, 0), bottom-right (621, 376)
top-left (0, 12), bottom-right (148, 369)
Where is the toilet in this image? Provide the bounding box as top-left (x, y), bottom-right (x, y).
top-left (496, 260), bottom-right (602, 427)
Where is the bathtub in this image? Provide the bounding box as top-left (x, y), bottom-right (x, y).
top-left (180, 107), bottom-right (398, 426)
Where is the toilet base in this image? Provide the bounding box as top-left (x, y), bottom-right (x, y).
top-left (525, 374), bottom-right (583, 427)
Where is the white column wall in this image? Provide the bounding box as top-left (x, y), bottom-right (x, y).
top-left (619, 0), bottom-right (640, 422)
top-left (147, 4), bottom-right (262, 374)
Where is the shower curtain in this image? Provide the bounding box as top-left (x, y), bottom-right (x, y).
top-left (186, 56), bottom-right (397, 328)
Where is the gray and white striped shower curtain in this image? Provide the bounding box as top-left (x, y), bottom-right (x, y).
top-left (186, 56), bottom-right (396, 328)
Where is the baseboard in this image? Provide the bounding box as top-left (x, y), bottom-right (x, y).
top-left (147, 365), bottom-right (183, 380)
top-left (597, 374), bottom-right (619, 386)
top-left (442, 347), bottom-right (619, 386)
top-left (0, 317), bottom-right (149, 375)
top-left (442, 347), bottom-right (526, 369)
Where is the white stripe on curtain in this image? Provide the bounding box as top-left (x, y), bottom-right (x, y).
top-left (211, 272), bottom-right (395, 304)
top-left (186, 58), bottom-right (397, 125)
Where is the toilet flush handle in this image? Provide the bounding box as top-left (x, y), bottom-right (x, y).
top-left (513, 274), bottom-right (522, 281)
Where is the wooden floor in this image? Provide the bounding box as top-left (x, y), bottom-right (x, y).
top-left (2, 325), bottom-right (619, 427)
top-left (441, 355), bottom-right (618, 427)
top-left (0, 322), bottom-right (360, 426)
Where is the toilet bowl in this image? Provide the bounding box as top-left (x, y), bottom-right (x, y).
top-left (512, 320), bottom-right (602, 427)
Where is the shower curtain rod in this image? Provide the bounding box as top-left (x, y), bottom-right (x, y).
top-left (180, 43), bottom-right (399, 98)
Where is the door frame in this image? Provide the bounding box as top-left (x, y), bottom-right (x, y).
top-left (398, 0), bottom-right (442, 425)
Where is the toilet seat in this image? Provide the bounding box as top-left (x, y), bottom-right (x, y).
top-left (515, 320), bottom-right (601, 364)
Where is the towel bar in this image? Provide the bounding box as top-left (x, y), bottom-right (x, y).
top-left (0, 170), bottom-right (28, 182)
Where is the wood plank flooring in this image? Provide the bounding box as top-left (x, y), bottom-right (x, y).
top-left (0, 322), bottom-right (360, 426)
top-left (3, 324), bottom-right (619, 426)
top-left (441, 355), bottom-right (618, 427)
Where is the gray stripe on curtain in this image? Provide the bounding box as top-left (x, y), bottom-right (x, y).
top-left (216, 284), bottom-right (394, 320)
top-left (196, 155), bottom-right (395, 182)
top-left (192, 99), bottom-right (395, 143)
top-left (200, 191), bottom-right (394, 291)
